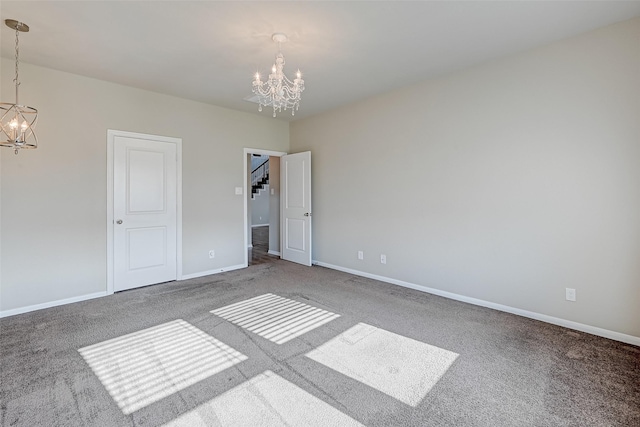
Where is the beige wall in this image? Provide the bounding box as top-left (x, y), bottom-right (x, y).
top-left (290, 18), bottom-right (640, 338)
top-left (251, 184), bottom-right (270, 225)
top-left (0, 61), bottom-right (289, 312)
top-left (2, 18), bottom-right (638, 341)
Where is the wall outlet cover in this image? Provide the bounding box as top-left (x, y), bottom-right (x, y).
top-left (566, 288), bottom-right (576, 302)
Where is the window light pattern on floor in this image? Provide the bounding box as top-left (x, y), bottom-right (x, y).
top-left (78, 319), bottom-right (247, 414)
top-left (163, 370), bottom-right (363, 427)
top-left (306, 322), bottom-right (459, 406)
top-left (210, 293), bottom-right (340, 344)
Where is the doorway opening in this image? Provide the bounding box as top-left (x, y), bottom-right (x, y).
top-left (243, 148), bottom-right (286, 267)
top-left (250, 154), bottom-right (271, 265)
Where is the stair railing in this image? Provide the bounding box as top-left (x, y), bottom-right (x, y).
top-left (251, 159), bottom-right (269, 189)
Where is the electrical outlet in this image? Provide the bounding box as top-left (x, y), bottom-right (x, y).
top-left (380, 254), bottom-right (387, 264)
top-left (565, 288), bottom-right (576, 302)
top-left (209, 250), bottom-right (215, 259)
top-left (358, 251), bottom-right (364, 260)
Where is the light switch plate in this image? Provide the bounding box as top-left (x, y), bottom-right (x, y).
top-left (235, 187), bottom-right (243, 195)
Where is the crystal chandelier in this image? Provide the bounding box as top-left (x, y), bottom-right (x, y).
top-left (252, 33), bottom-right (305, 118)
top-left (1, 19), bottom-right (38, 155)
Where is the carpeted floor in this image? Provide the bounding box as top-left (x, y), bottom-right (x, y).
top-left (1, 260), bottom-right (639, 426)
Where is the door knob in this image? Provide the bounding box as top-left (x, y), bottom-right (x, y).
top-left (116, 219), bottom-right (123, 224)
top-left (304, 213), bottom-right (312, 217)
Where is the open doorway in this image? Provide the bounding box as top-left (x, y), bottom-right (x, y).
top-left (243, 148), bottom-right (287, 267)
top-left (249, 154), bottom-right (271, 265)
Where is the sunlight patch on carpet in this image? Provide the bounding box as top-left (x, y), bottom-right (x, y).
top-left (163, 370), bottom-right (363, 426)
top-left (78, 319), bottom-right (247, 414)
top-left (210, 293), bottom-right (340, 344)
top-left (306, 322), bottom-right (458, 406)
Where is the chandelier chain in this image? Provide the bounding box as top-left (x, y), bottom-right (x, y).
top-left (14, 24), bottom-right (20, 104)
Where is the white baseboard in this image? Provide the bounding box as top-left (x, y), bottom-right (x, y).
top-left (180, 263), bottom-right (246, 280)
top-left (0, 291), bottom-right (108, 319)
top-left (251, 224), bottom-right (269, 228)
top-left (268, 250), bottom-right (281, 256)
top-left (314, 261), bottom-right (640, 346)
top-left (0, 263), bottom-right (248, 318)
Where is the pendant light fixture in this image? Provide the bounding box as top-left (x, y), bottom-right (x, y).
top-left (252, 33), bottom-right (305, 118)
top-left (1, 19), bottom-right (38, 155)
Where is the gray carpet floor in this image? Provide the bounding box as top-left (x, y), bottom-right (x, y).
top-left (1, 259), bottom-right (639, 426)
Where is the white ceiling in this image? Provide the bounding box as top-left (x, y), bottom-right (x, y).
top-left (2, 1), bottom-right (639, 121)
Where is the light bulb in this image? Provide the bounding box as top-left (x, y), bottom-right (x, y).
top-left (272, 64), bottom-right (276, 73)
top-left (21, 120), bottom-right (28, 131)
top-left (9, 118), bottom-right (19, 129)
top-left (254, 72), bottom-right (260, 81)
top-left (296, 70), bottom-right (301, 79)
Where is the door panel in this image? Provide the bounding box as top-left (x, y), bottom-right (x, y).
top-left (114, 136), bottom-right (177, 291)
top-left (127, 227), bottom-right (167, 270)
top-left (281, 151), bottom-right (312, 266)
top-left (128, 150), bottom-right (166, 212)
top-left (285, 218), bottom-right (306, 251)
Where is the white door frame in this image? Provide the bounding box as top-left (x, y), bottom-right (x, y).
top-left (107, 130), bottom-right (183, 295)
top-left (243, 148), bottom-right (287, 267)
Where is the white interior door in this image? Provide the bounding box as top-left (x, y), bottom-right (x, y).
top-left (113, 135), bottom-right (177, 291)
top-left (281, 151), bottom-right (312, 266)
